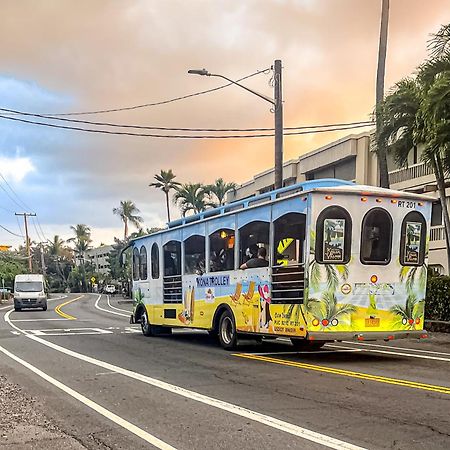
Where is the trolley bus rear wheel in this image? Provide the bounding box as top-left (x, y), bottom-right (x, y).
top-left (290, 339), bottom-right (325, 350)
top-left (218, 310), bottom-right (238, 350)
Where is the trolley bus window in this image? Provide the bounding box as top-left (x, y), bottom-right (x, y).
top-left (400, 211), bottom-right (426, 266)
top-left (184, 235), bottom-right (205, 275)
top-left (361, 208), bottom-right (392, 265)
top-left (139, 246), bottom-right (148, 280)
top-left (209, 229), bottom-right (235, 272)
top-left (316, 206), bottom-right (352, 264)
top-left (273, 213), bottom-right (305, 266)
top-left (151, 243), bottom-right (160, 279)
top-left (132, 247), bottom-right (140, 280)
top-left (163, 241), bottom-right (181, 276)
top-left (239, 221), bottom-right (270, 266)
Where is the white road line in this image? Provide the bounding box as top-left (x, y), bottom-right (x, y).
top-left (24, 328), bottom-right (114, 336)
top-left (327, 344), bottom-right (450, 362)
top-left (94, 295), bottom-right (129, 318)
top-left (0, 294), bottom-right (67, 310)
top-left (106, 295), bottom-right (131, 314)
top-left (3, 308), bottom-right (365, 450)
top-left (341, 341), bottom-right (450, 357)
top-left (0, 344), bottom-right (177, 450)
top-left (11, 318), bottom-right (74, 322)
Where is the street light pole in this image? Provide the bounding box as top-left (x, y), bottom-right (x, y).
top-left (188, 60), bottom-right (284, 189)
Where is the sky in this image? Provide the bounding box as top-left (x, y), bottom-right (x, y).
top-left (0, 0), bottom-right (449, 248)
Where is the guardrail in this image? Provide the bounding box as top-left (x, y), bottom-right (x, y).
top-left (388, 162), bottom-right (434, 185)
top-left (430, 226), bottom-right (446, 242)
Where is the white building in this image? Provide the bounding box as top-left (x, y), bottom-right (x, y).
top-left (229, 132), bottom-right (448, 274)
top-left (85, 245), bottom-right (113, 276)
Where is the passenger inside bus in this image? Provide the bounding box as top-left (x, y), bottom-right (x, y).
top-left (240, 247), bottom-right (269, 269)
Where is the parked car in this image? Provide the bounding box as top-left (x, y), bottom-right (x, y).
top-left (104, 284), bottom-right (116, 295)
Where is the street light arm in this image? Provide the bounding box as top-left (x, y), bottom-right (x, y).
top-left (208, 73), bottom-right (276, 105)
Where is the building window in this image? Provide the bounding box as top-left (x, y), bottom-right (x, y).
top-left (400, 212), bottom-right (426, 266)
top-left (209, 229), bottom-right (235, 272)
top-left (151, 243), bottom-right (160, 279)
top-left (239, 221), bottom-right (270, 266)
top-left (132, 247), bottom-right (140, 281)
top-left (431, 202), bottom-right (442, 226)
top-left (306, 157), bottom-right (356, 181)
top-left (315, 206), bottom-right (352, 264)
top-left (360, 208), bottom-right (392, 265)
top-left (184, 235), bottom-right (205, 275)
top-left (139, 246), bottom-right (148, 280)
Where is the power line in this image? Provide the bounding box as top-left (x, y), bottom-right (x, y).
top-left (31, 216), bottom-right (45, 243)
top-left (27, 68), bottom-right (272, 117)
top-left (0, 223), bottom-right (23, 238)
top-left (35, 216), bottom-right (49, 242)
top-left (0, 114), bottom-right (373, 139)
top-left (0, 180), bottom-right (25, 210)
top-left (15, 216), bottom-right (24, 238)
top-left (0, 204), bottom-right (14, 214)
top-left (0, 171), bottom-right (33, 211)
top-left (0, 106), bottom-right (373, 132)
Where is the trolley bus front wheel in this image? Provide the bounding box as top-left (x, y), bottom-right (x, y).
top-left (218, 310), bottom-right (238, 350)
top-left (141, 309), bottom-right (154, 337)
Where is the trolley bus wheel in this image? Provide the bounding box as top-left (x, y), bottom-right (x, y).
top-left (141, 309), bottom-right (154, 337)
top-left (218, 310), bottom-right (238, 350)
top-left (290, 338), bottom-right (325, 350)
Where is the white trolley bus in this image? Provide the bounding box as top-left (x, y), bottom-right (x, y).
top-left (130, 179), bottom-right (432, 350)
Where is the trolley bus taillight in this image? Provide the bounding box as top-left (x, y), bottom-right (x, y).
top-left (312, 318), bottom-right (320, 326)
top-left (321, 319), bottom-right (329, 326)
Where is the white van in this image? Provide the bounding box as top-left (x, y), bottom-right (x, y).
top-left (14, 274), bottom-right (47, 311)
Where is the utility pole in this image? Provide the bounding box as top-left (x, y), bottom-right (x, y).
top-left (40, 243), bottom-right (46, 275)
top-left (15, 212), bottom-right (36, 272)
top-left (273, 59), bottom-right (284, 190)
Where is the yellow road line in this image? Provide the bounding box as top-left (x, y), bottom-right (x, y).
top-left (54, 295), bottom-right (84, 320)
top-left (233, 353), bottom-right (450, 395)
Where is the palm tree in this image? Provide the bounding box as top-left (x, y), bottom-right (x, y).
top-left (173, 183), bottom-right (208, 216)
top-left (47, 235), bottom-right (66, 281)
top-left (113, 200), bottom-right (143, 240)
top-left (149, 169), bottom-right (181, 223)
top-left (68, 224), bottom-right (92, 257)
top-left (204, 178), bottom-right (237, 206)
top-left (375, 0), bottom-right (390, 188)
top-left (377, 23), bottom-right (450, 270)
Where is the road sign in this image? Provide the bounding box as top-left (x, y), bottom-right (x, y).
top-left (91, 276), bottom-right (96, 283)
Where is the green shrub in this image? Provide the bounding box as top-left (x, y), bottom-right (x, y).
top-left (425, 276), bottom-right (450, 321)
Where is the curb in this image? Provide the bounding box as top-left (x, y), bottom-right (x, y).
top-left (425, 320), bottom-right (450, 333)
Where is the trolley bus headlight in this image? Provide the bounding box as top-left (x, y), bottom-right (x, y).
top-left (331, 318), bottom-right (338, 326)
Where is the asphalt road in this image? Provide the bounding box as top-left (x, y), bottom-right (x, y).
top-left (0, 293), bottom-right (449, 449)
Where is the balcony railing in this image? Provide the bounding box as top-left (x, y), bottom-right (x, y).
top-left (388, 162), bottom-right (434, 185)
top-left (430, 226), bottom-right (446, 242)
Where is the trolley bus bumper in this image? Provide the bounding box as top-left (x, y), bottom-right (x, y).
top-left (307, 330), bottom-right (428, 342)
